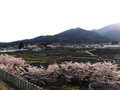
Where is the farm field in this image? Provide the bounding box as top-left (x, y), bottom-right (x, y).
top-left (1, 48), bottom-right (120, 67)
top-left (0, 48), bottom-right (99, 67)
top-left (90, 48), bottom-right (120, 63)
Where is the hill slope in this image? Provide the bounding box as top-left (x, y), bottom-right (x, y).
top-left (19, 28), bottom-right (109, 44)
top-left (93, 23), bottom-right (120, 41)
top-left (52, 28), bottom-right (109, 43)
top-left (0, 28), bottom-right (110, 46)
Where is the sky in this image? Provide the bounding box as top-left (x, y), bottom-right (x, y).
top-left (0, 0), bottom-right (120, 42)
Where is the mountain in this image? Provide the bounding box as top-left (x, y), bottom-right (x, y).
top-left (29, 28), bottom-right (109, 44)
top-left (104, 30), bottom-right (120, 41)
top-left (2, 23), bottom-right (120, 45)
top-left (93, 23), bottom-right (120, 41)
top-left (0, 27), bottom-right (111, 46)
top-left (0, 28), bottom-right (109, 46)
top-left (51, 28), bottom-right (109, 43)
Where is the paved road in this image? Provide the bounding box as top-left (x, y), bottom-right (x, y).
top-left (85, 50), bottom-right (97, 56)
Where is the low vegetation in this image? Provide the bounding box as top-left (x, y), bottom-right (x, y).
top-left (0, 80), bottom-right (14, 90)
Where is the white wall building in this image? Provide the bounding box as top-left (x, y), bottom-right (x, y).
top-left (103, 45), bottom-right (120, 49)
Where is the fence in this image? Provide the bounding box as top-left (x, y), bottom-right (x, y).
top-left (0, 69), bottom-right (44, 90)
top-left (89, 82), bottom-right (120, 90)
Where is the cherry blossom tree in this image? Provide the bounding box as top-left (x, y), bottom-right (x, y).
top-left (0, 54), bottom-right (120, 86)
top-left (23, 61), bottom-right (120, 86)
top-left (22, 63), bottom-right (61, 86)
top-left (90, 62), bottom-right (120, 83)
top-left (0, 54), bottom-right (28, 75)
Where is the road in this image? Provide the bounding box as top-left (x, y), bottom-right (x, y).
top-left (85, 49), bottom-right (97, 56)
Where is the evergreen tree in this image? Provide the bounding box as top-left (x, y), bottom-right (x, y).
top-left (18, 41), bottom-right (24, 49)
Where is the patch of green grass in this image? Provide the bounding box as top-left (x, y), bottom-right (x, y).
top-left (24, 58), bottom-right (47, 64)
top-left (24, 58), bottom-right (46, 61)
top-left (9, 55), bottom-right (17, 57)
top-left (0, 85), bottom-right (8, 90)
top-left (0, 81), bottom-right (9, 90)
top-left (73, 56), bottom-right (97, 59)
top-left (27, 60), bottom-right (47, 64)
top-left (48, 86), bottom-right (80, 90)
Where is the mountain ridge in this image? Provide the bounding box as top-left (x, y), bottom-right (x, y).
top-left (93, 23), bottom-right (120, 41)
top-left (0, 28), bottom-right (110, 46)
top-left (1, 23), bottom-right (120, 46)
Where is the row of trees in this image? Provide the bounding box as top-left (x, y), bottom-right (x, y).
top-left (0, 54), bottom-right (120, 86)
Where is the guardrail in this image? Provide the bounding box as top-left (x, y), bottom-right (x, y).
top-left (0, 69), bottom-right (44, 90)
top-left (89, 82), bottom-right (120, 90)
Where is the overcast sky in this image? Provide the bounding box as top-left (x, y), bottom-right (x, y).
top-left (0, 0), bottom-right (120, 42)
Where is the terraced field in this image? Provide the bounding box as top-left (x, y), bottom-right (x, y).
top-left (0, 48), bottom-right (99, 67)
